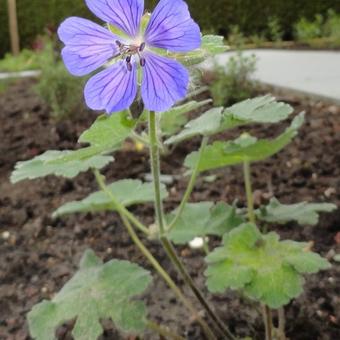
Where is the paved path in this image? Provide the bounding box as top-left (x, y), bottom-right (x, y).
top-left (205, 50), bottom-right (340, 103)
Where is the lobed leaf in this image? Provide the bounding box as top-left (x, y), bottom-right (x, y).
top-left (167, 202), bottom-right (244, 244)
top-left (185, 113), bottom-right (304, 172)
top-left (223, 95), bottom-right (294, 124)
top-left (165, 107), bottom-right (224, 145)
top-left (205, 223), bottom-right (331, 309)
top-left (11, 151), bottom-right (113, 183)
top-left (53, 179), bottom-right (168, 218)
top-left (28, 250), bottom-right (152, 340)
top-left (11, 111), bottom-right (135, 183)
top-left (256, 197), bottom-right (337, 226)
top-left (166, 95), bottom-right (294, 145)
top-left (160, 99), bottom-right (211, 136)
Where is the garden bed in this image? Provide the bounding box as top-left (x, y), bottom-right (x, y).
top-left (0, 79), bottom-right (339, 339)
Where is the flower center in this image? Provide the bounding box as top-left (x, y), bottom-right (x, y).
top-left (115, 40), bottom-right (146, 71)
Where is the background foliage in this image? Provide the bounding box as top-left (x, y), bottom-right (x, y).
top-left (1, 0), bottom-right (340, 56)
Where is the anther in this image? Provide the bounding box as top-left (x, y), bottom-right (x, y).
top-left (126, 56), bottom-right (131, 63)
top-left (140, 57), bottom-right (146, 67)
top-left (127, 62), bottom-right (132, 72)
top-left (116, 40), bottom-right (122, 47)
top-left (139, 42), bottom-right (146, 52)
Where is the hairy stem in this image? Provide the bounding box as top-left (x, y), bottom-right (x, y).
top-left (94, 170), bottom-right (216, 339)
top-left (93, 169), bottom-right (150, 235)
top-left (262, 305), bottom-right (273, 340)
top-left (168, 136), bottom-right (209, 232)
top-left (243, 161), bottom-right (273, 340)
top-left (278, 307), bottom-right (286, 340)
top-left (149, 111), bottom-right (235, 340)
top-left (243, 160), bottom-right (256, 224)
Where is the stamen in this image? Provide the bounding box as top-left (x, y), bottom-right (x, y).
top-left (127, 62), bottom-right (132, 72)
top-left (126, 56), bottom-right (131, 63)
top-left (116, 40), bottom-right (122, 47)
top-left (140, 57), bottom-right (146, 67)
top-left (139, 42), bottom-right (146, 52)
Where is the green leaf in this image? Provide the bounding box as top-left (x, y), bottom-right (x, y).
top-left (78, 110), bottom-right (134, 147)
top-left (166, 96), bottom-right (294, 145)
top-left (53, 179), bottom-right (168, 218)
top-left (160, 99), bottom-right (211, 136)
top-left (167, 202), bottom-right (244, 244)
top-left (165, 107), bottom-right (223, 145)
top-left (185, 113), bottom-right (304, 172)
top-left (205, 223), bottom-right (331, 309)
top-left (256, 198), bottom-right (337, 226)
top-left (28, 249), bottom-right (152, 340)
top-left (11, 111), bottom-right (136, 183)
top-left (11, 151), bottom-right (113, 183)
top-left (223, 95), bottom-right (294, 124)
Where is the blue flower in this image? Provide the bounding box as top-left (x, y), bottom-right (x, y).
top-left (58, 0), bottom-right (201, 113)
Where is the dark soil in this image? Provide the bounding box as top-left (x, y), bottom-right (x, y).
top-left (0, 79), bottom-right (339, 340)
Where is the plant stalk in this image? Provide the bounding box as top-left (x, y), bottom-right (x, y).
top-left (243, 160), bottom-right (256, 224)
top-left (243, 161), bottom-right (273, 340)
top-left (148, 111), bottom-right (236, 340)
top-left (168, 136), bottom-right (209, 232)
top-left (93, 169), bottom-right (150, 236)
top-left (278, 307), bottom-right (286, 340)
top-left (262, 305), bottom-right (273, 340)
top-left (94, 170), bottom-right (216, 340)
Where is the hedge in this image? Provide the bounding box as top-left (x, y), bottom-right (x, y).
top-left (1, 0), bottom-right (340, 57)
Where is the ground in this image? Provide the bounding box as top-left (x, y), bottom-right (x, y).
top-left (0, 79), bottom-right (339, 339)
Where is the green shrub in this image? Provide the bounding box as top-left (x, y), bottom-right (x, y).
top-left (209, 51), bottom-right (257, 107)
top-left (294, 15), bottom-right (324, 42)
top-left (0, 47), bottom-right (47, 72)
top-left (294, 9), bottom-right (340, 46)
top-left (35, 43), bottom-right (86, 119)
top-left (324, 9), bottom-right (340, 41)
top-left (267, 16), bottom-right (283, 42)
top-left (227, 25), bottom-right (246, 48)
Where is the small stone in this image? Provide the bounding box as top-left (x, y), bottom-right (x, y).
top-left (316, 310), bottom-right (324, 318)
top-left (41, 286), bottom-right (48, 294)
top-left (106, 247), bottom-right (113, 255)
top-left (328, 277), bottom-right (335, 284)
top-left (328, 105), bottom-right (339, 115)
top-left (324, 187), bottom-right (336, 198)
top-left (170, 187), bottom-right (177, 196)
top-left (1, 231), bottom-right (10, 240)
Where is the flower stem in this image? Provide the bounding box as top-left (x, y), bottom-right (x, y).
top-left (243, 161), bottom-right (273, 340)
top-left (148, 111), bottom-right (166, 236)
top-left (93, 169), bottom-right (216, 340)
top-left (93, 169), bottom-right (150, 236)
top-left (243, 160), bottom-right (256, 224)
top-left (262, 305), bottom-right (273, 340)
top-left (168, 136), bottom-right (209, 232)
top-left (278, 307), bottom-right (286, 340)
top-left (148, 111), bottom-right (236, 340)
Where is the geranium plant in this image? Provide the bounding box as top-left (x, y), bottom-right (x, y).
top-left (11, 0), bottom-right (336, 339)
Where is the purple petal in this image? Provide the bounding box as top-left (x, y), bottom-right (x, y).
top-left (85, 0), bottom-right (144, 37)
top-left (58, 17), bottom-right (119, 76)
top-left (145, 0), bottom-right (201, 52)
top-left (141, 52), bottom-right (189, 112)
top-left (84, 60), bottom-right (137, 114)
